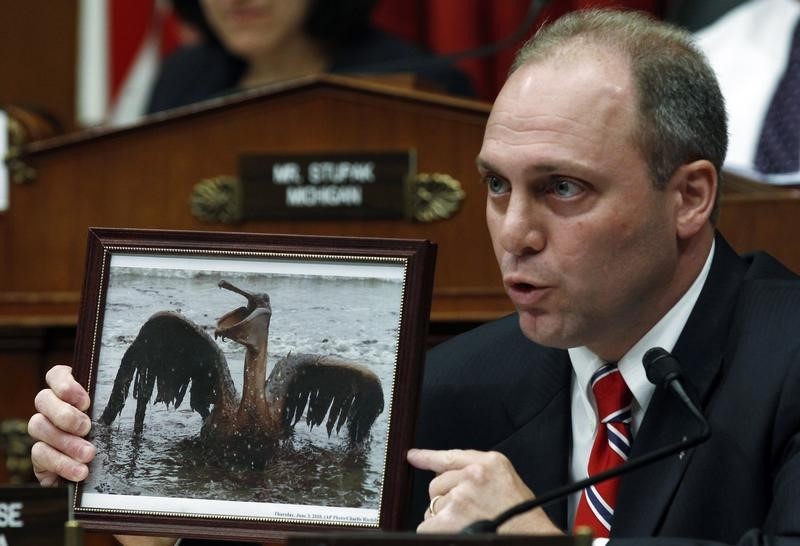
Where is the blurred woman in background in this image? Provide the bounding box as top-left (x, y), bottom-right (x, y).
top-left (147, 0), bottom-right (474, 114)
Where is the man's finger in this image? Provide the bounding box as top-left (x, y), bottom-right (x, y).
top-left (45, 365), bottom-right (90, 412)
top-left (30, 441), bottom-right (90, 483)
top-left (428, 467), bottom-right (469, 498)
top-left (28, 413), bottom-right (95, 463)
top-left (33, 389), bottom-right (92, 437)
top-left (407, 448), bottom-right (487, 473)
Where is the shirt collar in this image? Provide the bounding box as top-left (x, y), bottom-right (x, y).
top-left (569, 239), bottom-right (715, 420)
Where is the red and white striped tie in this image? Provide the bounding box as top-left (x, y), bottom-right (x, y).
top-left (573, 363), bottom-right (633, 538)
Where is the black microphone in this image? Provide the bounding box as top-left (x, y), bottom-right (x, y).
top-left (642, 347), bottom-right (708, 429)
top-left (461, 348), bottom-right (711, 534)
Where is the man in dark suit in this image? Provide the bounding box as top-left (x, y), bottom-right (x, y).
top-left (409, 236), bottom-right (800, 542)
top-left (404, 8), bottom-right (800, 544)
top-left (27, 8), bottom-right (800, 546)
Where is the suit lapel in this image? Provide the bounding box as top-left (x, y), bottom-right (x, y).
top-left (612, 234), bottom-right (746, 537)
top-left (493, 348), bottom-right (573, 529)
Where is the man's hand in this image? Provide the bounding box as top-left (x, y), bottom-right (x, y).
top-left (407, 448), bottom-right (564, 535)
top-left (28, 366), bottom-right (177, 546)
top-left (27, 365), bottom-right (96, 485)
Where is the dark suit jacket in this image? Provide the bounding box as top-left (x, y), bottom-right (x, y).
top-left (409, 233), bottom-right (800, 545)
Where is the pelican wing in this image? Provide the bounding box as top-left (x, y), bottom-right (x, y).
top-left (98, 311), bottom-right (236, 433)
top-left (266, 353), bottom-right (384, 443)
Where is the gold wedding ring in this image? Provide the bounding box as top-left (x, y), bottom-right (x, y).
top-left (429, 495), bottom-right (443, 516)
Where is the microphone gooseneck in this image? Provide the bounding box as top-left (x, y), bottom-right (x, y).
top-left (461, 348), bottom-right (711, 534)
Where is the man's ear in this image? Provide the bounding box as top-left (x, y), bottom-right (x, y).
top-left (670, 159), bottom-right (717, 240)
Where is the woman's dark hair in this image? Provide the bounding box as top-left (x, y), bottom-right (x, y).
top-left (171, 0), bottom-right (380, 49)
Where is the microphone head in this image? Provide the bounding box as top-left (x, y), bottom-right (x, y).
top-left (642, 347), bottom-right (682, 387)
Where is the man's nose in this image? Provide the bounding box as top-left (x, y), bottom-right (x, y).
top-left (498, 196), bottom-right (546, 257)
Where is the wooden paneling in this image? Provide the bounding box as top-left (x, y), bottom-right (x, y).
top-left (0, 1), bottom-right (78, 131)
top-left (717, 192), bottom-right (800, 267)
top-left (2, 76), bottom-right (506, 327)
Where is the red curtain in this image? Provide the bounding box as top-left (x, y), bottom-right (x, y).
top-left (371, 0), bottom-right (667, 101)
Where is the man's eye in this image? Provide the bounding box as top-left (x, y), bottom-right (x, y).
top-left (484, 175), bottom-right (509, 194)
top-left (551, 179), bottom-right (582, 198)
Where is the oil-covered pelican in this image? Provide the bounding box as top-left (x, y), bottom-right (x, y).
top-left (98, 280), bottom-right (384, 466)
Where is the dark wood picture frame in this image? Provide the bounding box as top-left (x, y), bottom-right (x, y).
top-left (71, 227), bottom-right (436, 543)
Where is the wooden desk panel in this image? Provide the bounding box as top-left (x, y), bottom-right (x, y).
top-left (717, 192), bottom-right (800, 269)
top-left (2, 76), bottom-right (507, 326)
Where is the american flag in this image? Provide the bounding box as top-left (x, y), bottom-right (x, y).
top-left (76, 0), bottom-right (187, 126)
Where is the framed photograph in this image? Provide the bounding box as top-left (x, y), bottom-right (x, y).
top-left (71, 227), bottom-right (436, 542)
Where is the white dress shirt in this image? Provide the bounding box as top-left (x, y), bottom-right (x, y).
top-left (566, 240), bottom-right (715, 539)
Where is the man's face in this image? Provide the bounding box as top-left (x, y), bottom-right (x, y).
top-left (479, 48), bottom-right (681, 360)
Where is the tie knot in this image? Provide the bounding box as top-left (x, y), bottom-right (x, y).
top-left (590, 364), bottom-right (632, 424)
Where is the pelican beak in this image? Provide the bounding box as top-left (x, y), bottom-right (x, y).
top-left (218, 280), bottom-right (271, 311)
top-left (215, 280), bottom-right (271, 345)
top-left (215, 307), bottom-right (271, 345)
